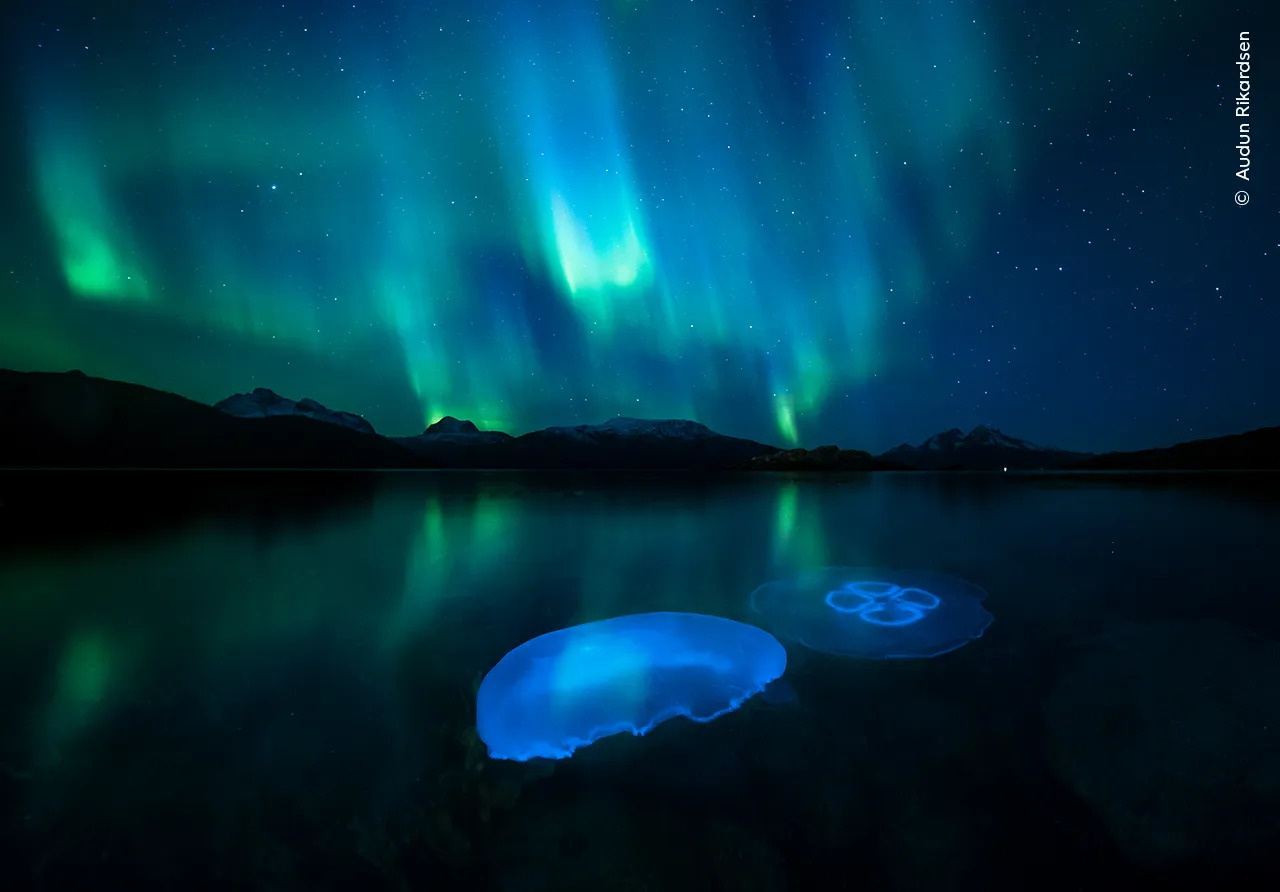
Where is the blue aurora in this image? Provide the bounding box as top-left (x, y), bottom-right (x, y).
top-left (750, 568), bottom-right (994, 659)
top-left (475, 612), bottom-right (787, 761)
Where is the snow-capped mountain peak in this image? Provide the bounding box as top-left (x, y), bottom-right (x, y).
top-left (963, 425), bottom-right (1037, 450)
top-left (879, 424), bottom-right (1090, 469)
top-left (544, 417), bottom-right (718, 441)
top-left (214, 387), bottom-right (376, 435)
top-left (923, 428), bottom-right (965, 451)
top-left (597, 417), bottom-right (716, 438)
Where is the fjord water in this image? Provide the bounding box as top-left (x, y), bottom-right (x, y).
top-left (1, 471), bottom-right (1277, 890)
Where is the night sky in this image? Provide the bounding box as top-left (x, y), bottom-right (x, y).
top-left (1, 0), bottom-right (1274, 453)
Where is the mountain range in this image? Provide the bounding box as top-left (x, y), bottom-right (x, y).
top-left (1, 370), bottom-right (1276, 471)
top-left (0, 371), bottom-right (420, 469)
top-left (214, 387), bottom-right (376, 435)
top-left (392, 415), bottom-right (770, 469)
top-left (878, 425), bottom-right (1092, 471)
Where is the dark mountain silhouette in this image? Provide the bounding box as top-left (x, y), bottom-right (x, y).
top-left (507, 418), bottom-right (777, 469)
top-left (0, 370), bottom-right (425, 469)
top-left (0, 371), bottom-right (774, 470)
top-left (737, 444), bottom-right (906, 471)
top-left (4, 369), bottom-right (1274, 472)
top-left (879, 425), bottom-right (1092, 470)
top-left (420, 415), bottom-right (508, 439)
top-left (396, 416), bottom-right (776, 469)
top-left (1068, 426), bottom-right (1280, 470)
top-left (215, 387), bottom-right (376, 434)
top-left (392, 415), bottom-right (516, 465)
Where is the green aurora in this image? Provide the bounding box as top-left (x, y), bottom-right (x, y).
top-left (2, 0), bottom-right (1265, 451)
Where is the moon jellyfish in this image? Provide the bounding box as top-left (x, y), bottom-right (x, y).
top-left (476, 612), bottom-right (787, 761)
top-left (749, 567), bottom-right (993, 659)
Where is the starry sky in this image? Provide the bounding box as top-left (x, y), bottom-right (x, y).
top-left (0, 0), bottom-right (1274, 453)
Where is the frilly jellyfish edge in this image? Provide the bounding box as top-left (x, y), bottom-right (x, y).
top-left (476, 612), bottom-right (788, 761)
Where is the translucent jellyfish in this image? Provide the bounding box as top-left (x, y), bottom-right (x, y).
top-left (749, 567), bottom-right (993, 659)
top-left (476, 612), bottom-right (787, 761)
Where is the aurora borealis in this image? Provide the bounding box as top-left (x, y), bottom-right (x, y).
top-left (1, 0), bottom-right (1273, 451)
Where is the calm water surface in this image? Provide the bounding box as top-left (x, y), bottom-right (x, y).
top-left (1, 471), bottom-right (1278, 890)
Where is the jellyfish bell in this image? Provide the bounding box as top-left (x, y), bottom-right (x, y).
top-left (476, 612), bottom-right (787, 761)
top-left (749, 568), bottom-right (993, 659)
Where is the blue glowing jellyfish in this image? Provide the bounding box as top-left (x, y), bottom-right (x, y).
top-left (749, 568), bottom-right (993, 659)
top-left (476, 612), bottom-right (787, 761)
